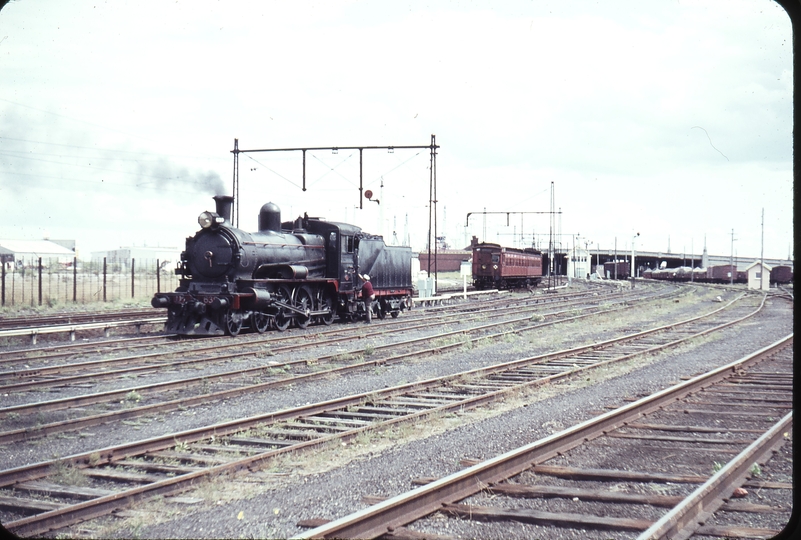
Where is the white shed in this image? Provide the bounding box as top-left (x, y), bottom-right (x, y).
top-left (0, 239), bottom-right (76, 268)
top-left (568, 244), bottom-right (592, 279)
top-left (745, 261), bottom-right (772, 291)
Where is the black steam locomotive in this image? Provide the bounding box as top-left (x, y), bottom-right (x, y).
top-left (152, 195), bottom-right (413, 336)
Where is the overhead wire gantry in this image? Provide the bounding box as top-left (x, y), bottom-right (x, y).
top-left (230, 136), bottom-right (441, 286)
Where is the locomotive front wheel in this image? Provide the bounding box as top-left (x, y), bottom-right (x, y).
top-left (294, 286), bottom-right (313, 329)
top-left (253, 312), bottom-right (270, 334)
top-left (225, 310), bottom-right (244, 336)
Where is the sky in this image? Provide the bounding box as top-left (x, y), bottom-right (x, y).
top-left (0, 0), bottom-right (793, 262)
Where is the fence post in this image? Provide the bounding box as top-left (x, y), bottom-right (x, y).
top-left (131, 258), bottom-right (136, 298)
top-left (38, 257), bottom-right (43, 306)
top-left (1, 260), bottom-right (5, 306)
top-left (103, 257), bottom-right (107, 302)
top-left (156, 259), bottom-right (160, 293)
top-left (73, 257), bottom-right (77, 303)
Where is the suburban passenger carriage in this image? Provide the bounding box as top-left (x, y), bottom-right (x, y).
top-left (472, 242), bottom-right (543, 290)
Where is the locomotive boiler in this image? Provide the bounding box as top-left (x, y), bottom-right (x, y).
top-left (152, 195), bottom-right (413, 336)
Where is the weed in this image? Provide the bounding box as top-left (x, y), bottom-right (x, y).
top-left (712, 461), bottom-right (724, 474)
top-left (750, 463), bottom-right (762, 477)
top-left (50, 459), bottom-right (89, 486)
top-left (174, 440), bottom-right (190, 452)
top-left (333, 353), bottom-right (355, 363)
top-left (125, 390), bottom-right (143, 403)
top-left (363, 345), bottom-right (375, 357)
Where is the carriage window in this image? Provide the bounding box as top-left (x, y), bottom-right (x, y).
top-left (491, 254), bottom-right (499, 263)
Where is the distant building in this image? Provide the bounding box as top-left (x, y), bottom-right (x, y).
top-left (0, 239), bottom-right (77, 269)
top-left (568, 244), bottom-right (592, 279)
top-left (90, 246), bottom-right (182, 269)
top-left (417, 249), bottom-right (472, 272)
top-left (745, 261), bottom-right (772, 291)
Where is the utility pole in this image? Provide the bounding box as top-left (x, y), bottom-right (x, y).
top-left (760, 208), bottom-right (765, 290)
top-left (730, 229), bottom-right (736, 286)
top-left (631, 232), bottom-right (639, 288)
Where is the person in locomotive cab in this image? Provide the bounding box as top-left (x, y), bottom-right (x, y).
top-left (359, 274), bottom-right (375, 323)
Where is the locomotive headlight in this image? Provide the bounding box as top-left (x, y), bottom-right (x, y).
top-left (199, 212), bottom-right (225, 229)
top-left (198, 211), bottom-right (215, 229)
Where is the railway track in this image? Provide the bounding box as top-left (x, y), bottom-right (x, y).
top-left (0, 284), bottom-right (674, 446)
top-left (0, 289), bottom-right (769, 536)
top-left (0, 282), bottom-right (615, 346)
top-left (0, 285), bottom-right (649, 390)
top-left (295, 335), bottom-right (793, 539)
top-left (0, 309), bottom-right (157, 330)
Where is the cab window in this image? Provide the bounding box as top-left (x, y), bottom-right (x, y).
top-left (342, 235), bottom-right (355, 253)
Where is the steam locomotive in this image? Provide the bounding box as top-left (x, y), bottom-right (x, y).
top-left (152, 195), bottom-right (413, 336)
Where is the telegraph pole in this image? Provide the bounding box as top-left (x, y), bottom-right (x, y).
top-left (730, 229), bottom-right (736, 286)
top-left (760, 208), bottom-right (765, 290)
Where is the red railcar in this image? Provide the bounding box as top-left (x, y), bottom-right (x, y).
top-left (707, 264), bottom-right (737, 283)
top-left (472, 243), bottom-right (543, 289)
top-left (771, 265), bottom-right (794, 284)
top-left (603, 261), bottom-right (630, 280)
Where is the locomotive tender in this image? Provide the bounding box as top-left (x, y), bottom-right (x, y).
top-left (472, 242), bottom-right (543, 289)
top-left (152, 195), bottom-right (413, 336)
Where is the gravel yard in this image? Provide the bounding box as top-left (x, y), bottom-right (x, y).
top-left (19, 285), bottom-right (793, 539)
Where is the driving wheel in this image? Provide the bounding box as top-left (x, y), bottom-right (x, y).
top-left (253, 311), bottom-right (270, 334)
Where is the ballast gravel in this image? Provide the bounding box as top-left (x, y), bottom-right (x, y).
top-left (12, 285), bottom-right (794, 539)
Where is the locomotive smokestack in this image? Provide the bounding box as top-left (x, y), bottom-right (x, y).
top-left (213, 195), bottom-right (234, 224)
top-left (259, 202), bottom-right (282, 232)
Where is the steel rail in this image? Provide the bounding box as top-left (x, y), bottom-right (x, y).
top-left (0, 291), bottom-right (669, 450)
top-left (294, 333), bottom-right (793, 539)
top-left (0, 286), bottom-right (682, 440)
top-left (0, 282), bottom-right (634, 366)
top-left (0, 285), bottom-right (665, 393)
top-left (0, 308), bottom-right (157, 328)
top-left (1, 296), bottom-right (771, 536)
top-left (638, 411), bottom-right (793, 540)
top-left (0, 317), bottom-right (166, 343)
top-left (0, 288), bottom-right (751, 454)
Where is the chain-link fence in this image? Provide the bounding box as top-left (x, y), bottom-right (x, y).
top-left (0, 257), bottom-right (180, 308)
